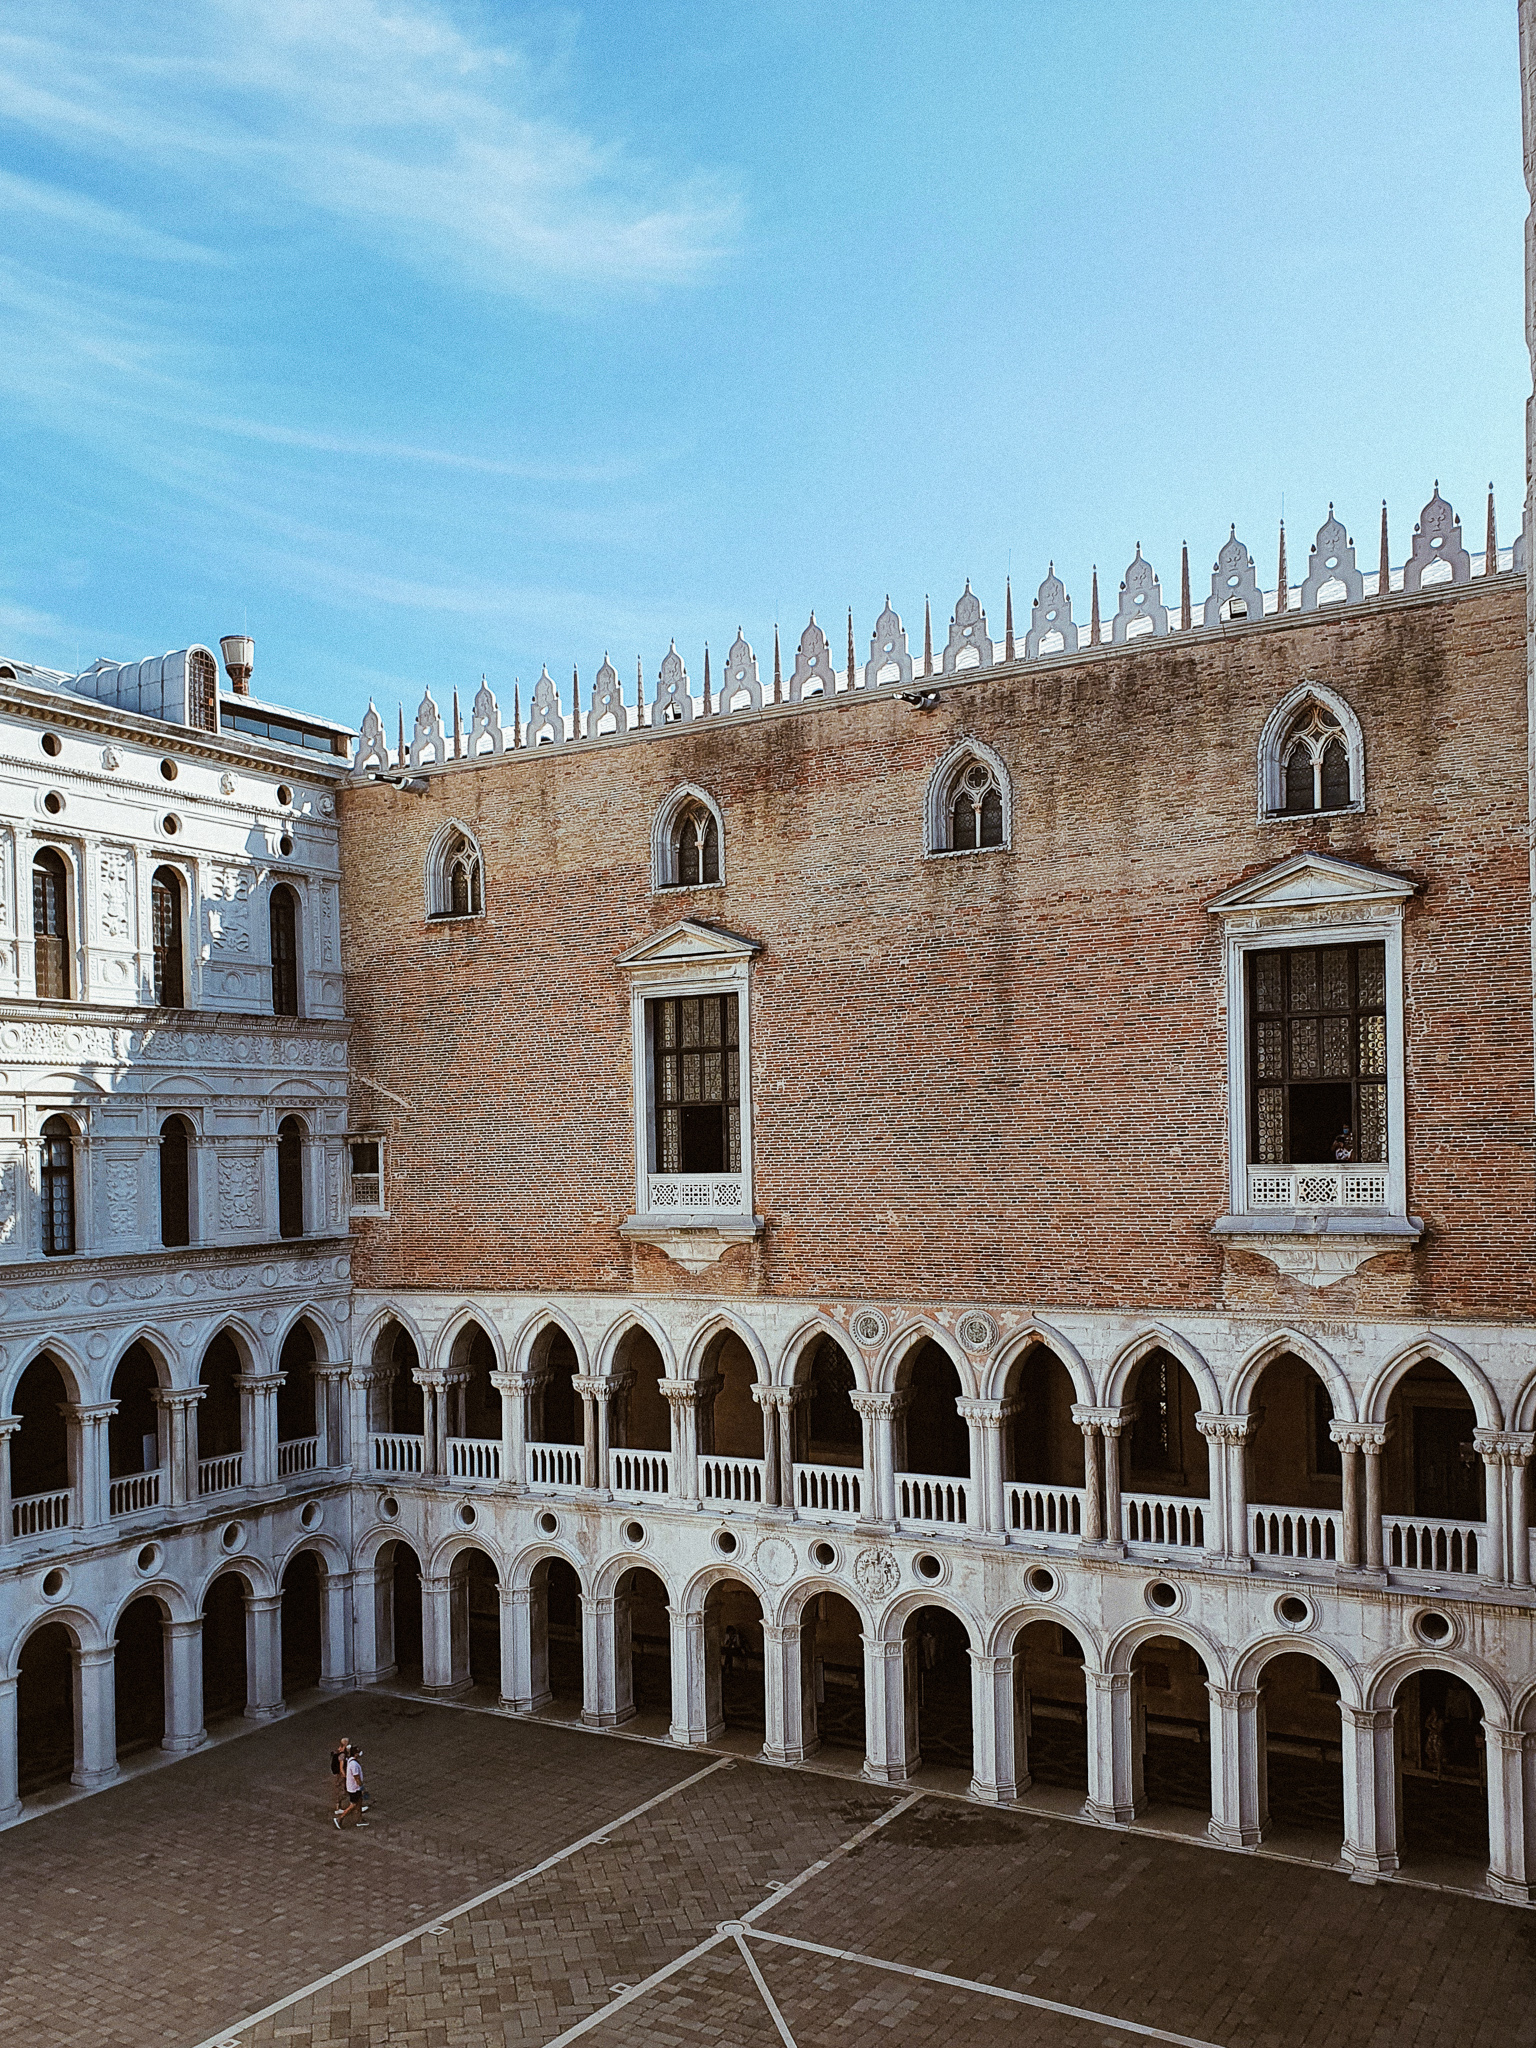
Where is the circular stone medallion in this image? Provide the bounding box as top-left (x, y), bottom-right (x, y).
top-left (853, 1547), bottom-right (900, 1600)
top-left (755, 1536), bottom-right (795, 1587)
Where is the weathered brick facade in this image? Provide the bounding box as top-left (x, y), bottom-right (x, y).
top-left (340, 573), bottom-right (1533, 1327)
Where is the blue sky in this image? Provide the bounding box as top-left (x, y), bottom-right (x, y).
top-left (0, 2), bottom-right (1524, 731)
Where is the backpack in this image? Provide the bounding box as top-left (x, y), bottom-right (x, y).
top-left (329, 1749), bottom-right (342, 1775)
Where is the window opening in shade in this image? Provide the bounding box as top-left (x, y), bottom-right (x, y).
top-left (651, 993), bottom-right (740, 1174)
top-left (40, 1116), bottom-right (75, 1254)
top-left (349, 1138), bottom-right (382, 1209)
top-left (151, 867), bottom-right (184, 1007)
top-left (32, 848), bottom-right (69, 1000)
top-left (270, 886), bottom-right (299, 1016)
top-left (431, 831), bottom-right (482, 918)
top-left (1279, 703), bottom-right (1351, 815)
top-left (672, 804), bottom-right (719, 886)
top-left (277, 1117), bottom-right (304, 1238)
top-left (950, 760), bottom-right (1003, 851)
top-left (160, 1116), bottom-right (191, 1247)
top-left (1249, 943), bottom-right (1387, 1165)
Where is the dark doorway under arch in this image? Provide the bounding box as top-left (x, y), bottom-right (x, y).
top-left (202, 1572), bottom-right (250, 1723)
top-left (543, 1557), bottom-right (583, 1711)
top-left (802, 1591), bottom-right (865, 1758)
top-left (1258, 1652), bottom-right (1345, 1847)
top-left (620, 1567), bottom-right (672, 1720)
top-left (1133, 1635), bottom-right (1212, 1818)
top-left (1396, 1670), bottom-right (1489, 1868)
top-left (17, 1623), bottom-right (74, 1794)
top-left (905, 1605), bottom-right (973, 1776)
top-left (280, 1551), bottom-right (323, 1695)
top-left (114, 1597), bottom-right (167, 1758)
top-left (389, 1541), bottom-right (424, 1682)
top-left (1014, 1618), bottom-right (1089, 1790)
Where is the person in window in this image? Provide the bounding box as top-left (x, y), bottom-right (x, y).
top-left (1332, 1127), bottom-right (1354, 1163)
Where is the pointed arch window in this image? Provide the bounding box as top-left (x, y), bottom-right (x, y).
top-left (653, 787), bottom-right (725, 890)
top-left (32, 848), bottom-right (70, 999)
top-left (40, 1115), bottom-right (75, 1255)
top-left (925, 740), bottom-right (1012, 856)
top-left (1260, 687), bottom-right (1364, 820)
top-left (426, 825), bottom-right (484, 920)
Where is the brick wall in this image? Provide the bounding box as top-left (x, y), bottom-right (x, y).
top-left (338, 577), bottom-right (1534, 1323)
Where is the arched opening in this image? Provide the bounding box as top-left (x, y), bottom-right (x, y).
top-left (904, 1605), bottom-right (973, 1781)
top-left (528, 1325), bottom-right (580, 1459)
top-left (1006, 1346), bottom-right (1086, 1537)
top-left (430, 829), bottom-right (483, 919)
top-left (948, 758), bottom-right (1004, 850)
top-left (1124, 1350), bottom-right (1209, 1544)
top-left (107, 1344), bottom-right (162, 1503)
top-left (895, 1339), bottom-right (968, 1528)
top-left (793, 1336), bottom-right (863, 1517)
top-left (159, 1116), bottom-right (192, 1247)
top-left (39, 1116), bottom-right (76, 1255)
top-left (280, 1550), bottom-right (323, 1696)
top-left (617, 1566), bottom-right (672, 1725)
top-left (380, 1539), bottom-right (423, 1683)
top-left (671, 802), bottom-right (720, 887)
top-left (202, 1571), bottom-right (250, 1723)
top-left (1394, 1670), bottom-right (1489, 1871)
top-left (114, 1596), bottom-right (167, 1758)
top-left (1246, 1355), bottom-right (1343, 1563)
top-left (1384, 1363), bottom-right (1485, 1572)
top-left (32, 847), bottom-right (70, 999)
top-left (613, 1327), bottom-right (668, 1454)
top-left (540, 1556), bottom-right (583, 1712)
top-left (16, 1622), bottom-right (75, 1794)
top-left (276, 1116), bottom-right (305, 1239)
top-left (370, 1322), bottom-right (424, 1438)
top-left (705, 1579), bottom-right (765, 1741)
top-left (275, 1322), bottom-right (318, 1467)
top-left (698, 1330), bottom-right (762, 1503)
top-left (269, 884), bottom-right (299, 1017)
top-left (450, 1546), bottom-right (500, 1692)
top-left (1012, 1617), bottom-right (1088, 1791)
top-left (1256, 1652), bottom-right (1344, 1853)
top-left (10, 1353), bottom-right (71, 1522)
top-left (800, 1591), bottom-right (865, 1760)
top-left (151, 866), bottom-right (184, 1006)
top-left (450, 1321), bottom-right (501, 1460)
top-left (1132, 1635), bottom-right (1213, 1819)
top-left (196, 1333), bottom-right (244, 1489)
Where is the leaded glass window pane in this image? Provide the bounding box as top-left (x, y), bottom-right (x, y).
top-left (1320, 738), bottom-right (1350, 809)
top-left (951, 794), bottom-right (977, 850)
top-left (1247, 943), bottom-right (1391, 1167)
top-left (650, 992), bottom-right (741, 1176)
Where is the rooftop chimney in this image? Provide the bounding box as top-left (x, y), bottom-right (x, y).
top-left (220, 633), bottom-right (254, 696)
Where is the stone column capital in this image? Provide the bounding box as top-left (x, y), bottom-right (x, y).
top-left (1084, 1669), bottom-right (1131, 1698)
top-left (419, 1574), bottom-right (452, 1595)
top-left (968, 1651), bottom-right (1016, 1677)
top-left (165, 1618), bottom-right (203, 1642)
top-left (234, 1373), bottom-right (284, 1393)
top-left (63, 1401), bottom-right (118, 1423)
top-left (245, 1594), bottom-right (283, 1617)
top-left (860, 1635), bottom-right (905, 1664)
top-left (1475, 1429), bottom-right (1536, 1462)
top-left (490, 1371), bottom-right (540, 1397)
top-left (1195, 1413), bottom-right (1257, 1447)
top-left (751, 1384), bottom-right (801, 1413)
top-left (1073, 1404), bottom-right (1138, 1435)
top-left (313, 1364), bottom-right (351, 1385)
top-left (569, 1375), bottom-right (609, 1401)
top-left (1483, 1724), bottom-right (1533, 1756)
top-left (153, 1388), bottom-right (205, 1413)
top-left (954, 1398), bottom-right (1008, 1429)
top-left (849, 1390), bottom-right (909, 1421)
top-left (0, 1417), bottom-right (21, 1441)
top-left (75, 1645), bottom-right (115, 1671)
top-left (1205, 1683), bottom-right (1261, 1710)
top-left (761, 1623), bottom-right (800, 1648)
top-left (1330, 1420), bottom-right (1393, 1453)
top-left (657, 1377), bottom-right (703, 1409)
top-left (1337, 1703), bottom-right (1395, 1732)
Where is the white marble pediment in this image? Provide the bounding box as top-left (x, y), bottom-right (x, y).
top-left (1207, 852), bottom-right (1415, 919)
top-left (617, 920), bottom-right (760, 971)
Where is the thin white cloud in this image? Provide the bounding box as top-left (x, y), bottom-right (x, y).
top-left (0, 169), bottom-right (222, 264)
top-left (0, 3), bottom-right (739, 298)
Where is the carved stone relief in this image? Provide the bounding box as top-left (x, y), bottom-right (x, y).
top-left (218, 1155), bottom-right (263, 1230)
top-left (789, 616), bottom-right (835, 701)
top-left (99, 850), bottom-right (131, 942)
top-left (103, 1161), bottom-right (139, 1238)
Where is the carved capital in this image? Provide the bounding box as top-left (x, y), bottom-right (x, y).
top-left (1330, 1420), bottom-right (1393, 1453)
top-left (849, 1389), bottom-right (909, 1422)
top-left (1195, 1412), bottom-right (1256, 1447)
top-left (153, 1388), bottom-right (205, 1412)
top-left (657, 1377), bottom-right (704, 1411)
top-left (1475, 1429), bottom-right (1536, 1463)
top-left (954, 1398), bottom-right (1008, 1430)
top-left (751, 1384), bottom-right (799, 1414)
top-left (490, 1371), bottom-right (540, 1397)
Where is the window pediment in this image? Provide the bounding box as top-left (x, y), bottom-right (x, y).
top-left (1208, 853), bottom-right (1414, 925)
top-left (617, 920), bottom-right (760, 973)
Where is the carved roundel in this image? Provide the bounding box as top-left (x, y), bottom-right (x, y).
top-left (956, 1311), bottom-right (996, 1353)
top-left (853, 1546), bottom-right (900, 1600)
top-left (850, 1310), bottom-right (888, 1349)
top-left (755, 1536), bottom-right (795, 1587)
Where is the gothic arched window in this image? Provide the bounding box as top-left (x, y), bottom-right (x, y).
top-left (673, 804), bottom-right (720, 886)
top-left (426, 825), bottom-right (484, 920)
top-left (1259, 686), bottom-right (1364, 820)
top-left (926, 740), bottom-right (1012, 855)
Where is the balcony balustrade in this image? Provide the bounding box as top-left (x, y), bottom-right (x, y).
top-left (1249, 1504), bottom-right (1342, 1564)
top-left (794, 1462), bottom-right (862, 1521)
top-left (609, 1448), bottom-right (671, 1500)
top-left (447, 1436), bottom-right (501, 1482)
top-left (197, 1453), bottom-right (243, 1497)
top-left (526, 1441), bottom-right (584, 1490)
top-left (1122, 1490), bottom-right (1207, 1550)
top-left (12, 1487), bottom-right (71, 1538)
top-left (277, 1436), bottom-right (319, 1478)
top-left (897, 1475), bottom-right (968, 1529)
top-left (109, 1471), bottom-right (161, 1517)
top-left (700, 1454), bottom-right (763, 1508)
top-left (1006, 1482), bottom-right (1084, 1542)
top-left (369, 1432), bottom-right (424, 1475)
top-left (1385, 1513), bottom-right (1485, 1577)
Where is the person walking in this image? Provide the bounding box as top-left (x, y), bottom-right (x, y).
top-left (335, 1745), bottom-right (369, 1829)
top-left (329, 1736), bottom-right (350, 1817)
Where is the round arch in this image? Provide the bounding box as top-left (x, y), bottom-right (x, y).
top-left (879, 1320), bottom-right (974, 1397)
top-left (775, 1575), bottom-right (876, 1634)
top-left (1363, 1337), bottom-right (1503, 1430)
top-left (507, 1540), bottom-right (590, 1597)
top-left (3, 1604), bottom-right (105, 1681)
top-left (351, 1522), bottom-right (423, 1574)
top-left (680, 1312), bottom-right (765, 1387)
top-left (1229, 1329), bottom-right (1356, 1424)
top-left (509, 1304), bottom-right (592, 1378)
top-left (1231, 1632), bottom-right (1363, 1705)
top-left (196, 1556), bottom-right (275, 1606)
top-left (778, 1316), bottom-right (873, 1393)
top-left (1104, 1328), bottom-right (1220, 1415)
top-left (985, 1600), bottom-right (1104, 1663)
top-left (1103, 1616), bottom-right (1230, 1684)
top-left (274, 1532), bottom-right (350, 1582)
top-left (592, 1549), bottom-right (681, 1604)
top-left (1363, 1649), bottom-right (1509, 1724)
top-left (427, 1531), bottom-right (509, 1579)
top-left (990, 1323), bottom-right (1093, 1406)
top-left (874, 1587), bottom-right (984, 1651)
top-left (600, 1307), bottom-right (682, 1383)
top-left (105, 1578), bottom-right (195, 1638)
top-left (678, 1559), bottom-right (770, 1619)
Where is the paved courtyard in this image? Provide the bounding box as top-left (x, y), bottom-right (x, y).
top-left (1, 1693), bottom-right (1533, 2048)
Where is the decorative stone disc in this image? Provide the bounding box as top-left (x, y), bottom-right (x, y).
top-left (755, 1536), bottom-right (795, 1586)
top-left (853, 1547), bottom-right (899, 1600)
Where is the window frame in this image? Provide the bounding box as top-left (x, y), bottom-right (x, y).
top-left (347, 1133), bottom-right (387, 1216)
top-left (31, 843), bottom-right (74, 1002)
top-left (651, 784), bottom-right (726, 893)
top-left (159, 1113), bottom-right (193, 1247)
top-left (1257, 682), bottom-right (1365, 823)
top-left (151, 863), bottom-right (187, 1009)
top-left (924, 736), bottom-right (1013, 858)
top-left (617, 920), bottom-right (759, 1226)
top-left (423, 818), bottom-right (486, 923)
top-left (276, 1115), bottom-right (306, 1239)
top-left (269, 882), bottom-right (301, 1017)
top-left (1210, 854), bottom-right (1414, 1230)
top-left (39, 1113), bottom-right (78, 1256)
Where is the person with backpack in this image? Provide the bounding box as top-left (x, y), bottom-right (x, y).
top-left (335, 1745), bottom-right (369, 1829)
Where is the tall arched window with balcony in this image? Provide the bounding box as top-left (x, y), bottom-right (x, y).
top-left (151, 867), bottom-right (184, 1007)
top-left (277, 1117), bottom-right (304, 1239)
top-left (159, 1115), bottom-right (191, 1247)
top-left (39, 1115), bottom-right (75, 1255)
top-left (32, 848), bottom-right (70, 999)
top-left (269, 885), bottom-right (299, 1016)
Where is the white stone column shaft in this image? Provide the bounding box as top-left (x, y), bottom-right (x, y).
top-left (321, 1569), bottom-right (355, 1691)
top-left (244, 1592), bottom-right (285, 1718)
top-left (1206, 1684), bottom-right (1264, 1848)
top-left (73, 1646), bottom-right (119, 1790)
top-left (162, 1618), bottom-right (206, 1753)
top-left (1084, 1669), bottom-right (1142, 1823)
top-left (0, 1674), bottom-right (20, 1822)
top-left (861, 1636), bottom-right (912, 1785)
top-left (969, 1651), bottom-right (1023, 1804)
top-left (1486, 1726), bottom-right (1534, 1904)
top-left (1339, 1704), bottom-right (1399, 1877)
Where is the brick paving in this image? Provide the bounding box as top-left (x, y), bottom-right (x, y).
top-left (2, 1697), bottom-right (1534, 2048)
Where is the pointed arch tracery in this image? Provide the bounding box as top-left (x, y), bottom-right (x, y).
top-left (924, 736), bottom-right (1012, 856)
top-left (424, 819), bottom-right (484, 922)
top-left (1258, 682), bottom-right (1365, 819)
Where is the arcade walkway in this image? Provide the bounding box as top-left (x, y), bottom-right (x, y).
top-left (1, 1693), bottom-right (1529, 2048)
